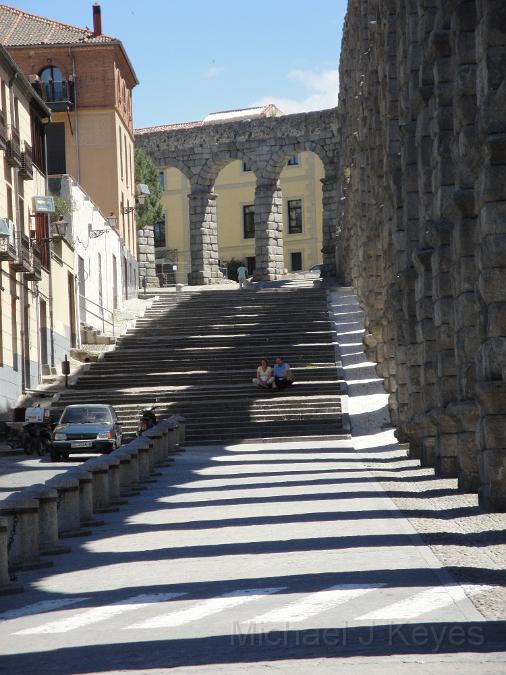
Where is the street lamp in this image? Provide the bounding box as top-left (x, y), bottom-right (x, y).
top-left (121, 183), bottom-right (150, 214)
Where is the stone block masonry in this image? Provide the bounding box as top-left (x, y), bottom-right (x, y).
top-left (336, 0), bottom-right (506, 511)
top-left (137, 225), bottom-right (159, 288)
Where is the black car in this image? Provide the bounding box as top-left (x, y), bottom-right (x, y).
top-left (51, 404), bottom-right (122, 461)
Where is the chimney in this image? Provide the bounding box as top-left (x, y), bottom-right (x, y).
top-left (92, 4), bottom-right (102, 36)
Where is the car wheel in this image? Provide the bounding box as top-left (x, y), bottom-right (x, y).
top-left (50, 447), bottom-right (60, 462)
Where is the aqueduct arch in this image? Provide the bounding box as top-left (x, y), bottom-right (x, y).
top-left (135, 108), bottom-right (339, 284)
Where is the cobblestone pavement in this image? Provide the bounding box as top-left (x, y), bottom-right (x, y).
top-left (331, 289), bottom-right (506, 623)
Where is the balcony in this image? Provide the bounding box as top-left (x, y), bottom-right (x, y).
top-left (25, 241), bottom-right (42, 281)
top-left (0, 110), bottom-right (7, 151)
top-left (33, 79), bottom-right (75, 113)
top-left (19, 144), bottom-right (34, 180)
top-left (0, 219), bottom-right (16, 261)
top-left (11, 233), bottom-right (32, 273)
top-left (6, 127), bottom-right (22, 168)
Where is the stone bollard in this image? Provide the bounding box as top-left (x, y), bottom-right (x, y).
top-left (144, 428), bottom-right (165, 468)
top-left (107, 455), bottom-right (127, 506)
top-left (133, 439), bottom-right (156, 482)
top-left (68, 468), bottom-right (104, 528)
top-left (173, 415), bottom-right (186, 446)
top-left (0, 516), bottom-right (23, 594)
top-left (83, 457), bottom-right (118, 514)
top-left (159, 419), bottom-right (178, 456)
top-left (0, 493), bottom-right (50, 571)
top-left (24, 484), bottom-right (70, 556)
top-left (46, 475), bottom-right (88, 538)
top-left (176, 283), bottom-right (184, 293)
top-left (116, 446), bottom-right (143, 495)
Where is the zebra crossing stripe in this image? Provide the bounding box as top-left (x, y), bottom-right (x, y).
top-left (243, 584), bottom-right (385, 624)
top-left (356, 584), bottom-right (486, 621)
top-left (14, 592), bottom-right (185, 635)
top-left (128, 587), bottom-right (286, 629)
top-left (0, 598), bottom-right (90, 622)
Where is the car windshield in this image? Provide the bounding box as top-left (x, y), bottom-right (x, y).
top-left (60, 407), bottom-right (113, 424)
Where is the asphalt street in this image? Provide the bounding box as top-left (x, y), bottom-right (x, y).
top-left (0, 439), bottom-right (504, 674)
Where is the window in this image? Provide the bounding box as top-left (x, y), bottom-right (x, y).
top-left (30, 111), bottom-right (46, 172)
top-left (287, 154), bottom-right (300, 166)
top-left (119, 128), bottom-right (123, 179)
top-left (39, 66), bottom-right (64, 103)
top-left (243, 205), bottom-right (255, 239)
top-left (242, 161), bottom-right (252, 172)
top-left (35, 214), bottom-right (49, 269)
top-left (291, 251), bottom-right (302, 272)
top-left (288, 199), bottom-right (303, 234)
top-left (153, 218), bottom-right (166, 248)
top-left (159, 171), bottom-right (165, 190)
top-left (46, 122), bottom-right (66, 174)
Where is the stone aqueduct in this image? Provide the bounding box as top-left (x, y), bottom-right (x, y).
top-left (135, 0), bottom-right (506, 511)
top-left (336, 0), bottom-right (506, 511)
top-left (135, 109), bottom-right (339, 284)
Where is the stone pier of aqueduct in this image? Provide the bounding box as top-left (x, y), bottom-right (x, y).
top-left (135, 109), bottom-right (339, 284)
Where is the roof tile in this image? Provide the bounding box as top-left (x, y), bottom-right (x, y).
top-left (0, 3), bottom-right (117, 46)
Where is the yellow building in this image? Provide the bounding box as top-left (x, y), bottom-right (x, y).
top-left (147, 108), bottom-right (324, 285)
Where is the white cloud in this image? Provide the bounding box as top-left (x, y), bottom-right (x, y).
top-left (252, 67), bottom-right (339, 114)
top-left (206, 65), bottom-right (225, 78)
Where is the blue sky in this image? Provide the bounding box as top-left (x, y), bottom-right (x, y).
top-left (9, 0), bottom-right (347, 128)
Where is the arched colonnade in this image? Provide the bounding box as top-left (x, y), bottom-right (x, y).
top-left (135, 109), bottom-right (339, 284)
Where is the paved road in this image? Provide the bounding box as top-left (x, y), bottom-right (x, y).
top-left (0, 440), bottom-right (504, 674)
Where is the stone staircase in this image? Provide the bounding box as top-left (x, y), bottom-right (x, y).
top-left (53, 285), bottom-right (346, 444)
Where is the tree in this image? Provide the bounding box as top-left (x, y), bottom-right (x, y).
top-left (134, 148), bottom-right (164, 230)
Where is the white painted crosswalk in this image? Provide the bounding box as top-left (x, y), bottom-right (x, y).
top-left (128, 587), bottom-right (285, 629)
top-left (356, 584), bottom-right (487, 621)
top-left (15, 593), bottom-right (185, 635)
top-left (0, 598), bottom-right (90, 622)
top-left (243, 583), bottom-right (385, 624)
top-left (3, 583), bottom-right (487, 636)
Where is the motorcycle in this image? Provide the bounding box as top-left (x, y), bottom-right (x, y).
top-left (137, 406), bottom-right (157, 436)
top-left (21, 407), bottom-right (54, 456)
top-left (21, 422), bottom-right (52, 456)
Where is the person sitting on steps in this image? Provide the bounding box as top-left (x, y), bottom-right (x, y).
top-left (253, 358), bottom-right (274, 389)
top-left (273, 356), bottom-right (294, 389)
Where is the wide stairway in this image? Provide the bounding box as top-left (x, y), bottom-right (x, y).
top-left (54, 284), bottom-right (346, 444)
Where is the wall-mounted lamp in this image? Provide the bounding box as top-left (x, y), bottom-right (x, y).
top-left (121, 183), bottom-right (150, 214)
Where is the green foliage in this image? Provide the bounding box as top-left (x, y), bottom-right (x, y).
top-left (50, 196), bottom-right (72, 223)
top-left (134, 148), bottom-right (164, 231)
top-left (224, 257), bottom-right (245, 282)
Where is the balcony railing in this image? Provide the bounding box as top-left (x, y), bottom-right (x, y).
top-left (25, 241), bottom-right (42, 281)
top-left (6, 126), bottom-right (22, 168)
top-left (11, 232), bottom-right (32, 272)
top-left (33, 79), bottom-right (75, 112)
top-left (0, 218), bottom-right (16, 261)
top-left (0, 109), bottom-right (7, 151)
top-left (19, 143), bottom-right (34, 180)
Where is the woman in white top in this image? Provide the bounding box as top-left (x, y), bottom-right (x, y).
top-left (253, 358), bottom-right (274, 389)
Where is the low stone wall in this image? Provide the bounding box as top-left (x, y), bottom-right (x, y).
top-left (0, 415), bottom-right (185, 594)
top-left (336, 0), bottom-right (506, 511)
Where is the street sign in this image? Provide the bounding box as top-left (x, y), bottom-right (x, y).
top-left (33, 196), bottom-right (55, 213)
